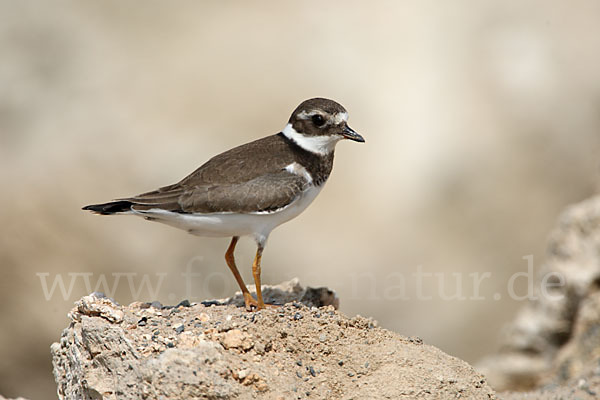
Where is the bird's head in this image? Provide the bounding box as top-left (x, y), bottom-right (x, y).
top-left (282, 98), bottom-right (364, 155)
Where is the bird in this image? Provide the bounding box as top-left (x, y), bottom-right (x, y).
top-left (83, 98), bottom-right (365, 310)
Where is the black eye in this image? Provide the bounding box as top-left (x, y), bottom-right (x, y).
top-left (312, 114), bottom-right (325, 127)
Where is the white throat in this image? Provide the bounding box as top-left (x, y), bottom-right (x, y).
top-left (281, 123), bottom-right (341, 156)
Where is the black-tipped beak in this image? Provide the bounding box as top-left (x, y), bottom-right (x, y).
top-left (342, 125), bottom-right (365, 143)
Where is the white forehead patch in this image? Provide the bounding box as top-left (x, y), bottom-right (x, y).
top-left (333, 112), bottom-right (348, 124)
top-left (281, 123), bottom-right (342, 155)
top-left (297, 110), bottom-right (349, 126)
top-left (297, 110), bottom-right (319, 120)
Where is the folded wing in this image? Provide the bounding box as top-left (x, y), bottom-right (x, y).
top-left (124, 170), bottom-right (308, 214)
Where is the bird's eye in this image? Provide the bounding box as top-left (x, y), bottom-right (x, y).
top-left (312, 114), bottom-right (325, 127)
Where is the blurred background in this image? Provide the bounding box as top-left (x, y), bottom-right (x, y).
top-left (1, 0), bottom-right (599, 398)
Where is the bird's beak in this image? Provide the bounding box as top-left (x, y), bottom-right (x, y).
top-left (342, 125), bottom-right (365, 143)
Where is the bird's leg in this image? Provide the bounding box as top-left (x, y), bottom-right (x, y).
top-left (252, 244), bottom-right (266, 310)
top-left (225, 236), bottom-right (257, 310)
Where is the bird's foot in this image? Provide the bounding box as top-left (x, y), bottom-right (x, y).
top-left (243, 293), bottom-right (261, 311)
top-left (243, 293), bottom-right (279, 311)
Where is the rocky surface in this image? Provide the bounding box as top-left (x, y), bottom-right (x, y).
top-left (478, 195), bottom-right (600, 398)
top-left (50, 195), bottom-right (600, 399)
top-left (52, 280), bottom-right (496, 400)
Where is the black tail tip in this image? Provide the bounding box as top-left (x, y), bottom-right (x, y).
top-left (82, 204), bottom-right (111, 215)
top-left (82, 201), bottom-right (132, 215)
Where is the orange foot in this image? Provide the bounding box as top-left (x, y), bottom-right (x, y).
top-left (243, 293), bottom-right (260, 311)
top-left (243, 293), bottom-right (280, 311)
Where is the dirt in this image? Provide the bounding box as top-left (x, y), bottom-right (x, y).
top-left (51, 284), bottom-right (497, 399)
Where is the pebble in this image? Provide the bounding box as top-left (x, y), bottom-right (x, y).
top-left (237, 369), bottom-right (249, 380)
top-left (130, 301), bottom-right (149, 309)
top-left (318, 334), bottom-right (326, 343)
top-left (174, 323), bottom-right (184, 334)
top-left (138, 317), bottom-right (148, 327)
top-left (150, 301), bottom-right (162, 309)
top-left (577, 378), bottom-right (596, 395)
top-left (176, 299), bottom-right (191, 308)
top-left (200, 300), bottom-right (221, 307)
top-left (221, 329), bottom-right (253, 350)
top-left (348, 372), bottom-right (355, 377)
top-left (296, 371), bottom-right (303, 378)
top-left (293, 313), bottom-right (303, 321)
top-left (296, 360), bottom-right (303, 366)
top-left (254, 342), bottom-right (266, 355)
top-left (338, 360), bottom-right (344, 366)
top-left (198, 313), bottom-right (211, 322)
top-left (309, 366), bottom-right (317, 377)
top-left (255, 381), bottom-right (269, 392)
top-left (409, 336), bottom-right (423, 344)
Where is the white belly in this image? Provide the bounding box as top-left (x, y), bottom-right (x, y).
top-left (131, 185), bottom-right (322, 244)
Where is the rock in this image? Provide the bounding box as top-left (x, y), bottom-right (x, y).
top-left (173, 323), bottom-right (184, 334)
top-left (220, 277), bottom-right (340, 309)
top-left (236, 368), bottom-right (249, 380)
top-left (50, 193), bottom-right (600, 399)
top-left (478, 194), bottom-right (600, 397)
top-left (176, 299), bottom-right (191, 308)
top-left (52, 280), bottom-right (496, 399)
top-left (220, 329), bottom-right (253, 351)
top-left (69, 293), bottom-right (124, 323)
top-left (551, 289), bottom-right (600, 381)
top-left (197, 312), bottom-right (210, 322)
top-left (149, 301), bottom-right (162, 309)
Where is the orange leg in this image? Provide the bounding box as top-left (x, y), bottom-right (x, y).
top-left (225, 236), bottom-right (257, 310)
top-left (252, 245), bottom-right (266, 310)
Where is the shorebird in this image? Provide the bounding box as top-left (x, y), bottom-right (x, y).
top-left (83, 98), bottom-right (364, 310)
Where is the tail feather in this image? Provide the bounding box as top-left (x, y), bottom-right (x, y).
top-left (82, 200), bottom-right (133, 215)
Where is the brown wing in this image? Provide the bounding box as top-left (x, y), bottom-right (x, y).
top-left (126, 170), bottom-right (308, 214)
top-left (118, 134), bottom-right (303, 213)
top-left (180, 170), bottom-right (308, 213)
top-left (179, 134), bottom-right (296, 186)
top-left (84, 133), bottom-right (330, 215)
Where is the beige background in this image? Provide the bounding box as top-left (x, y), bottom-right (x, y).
top-left (1, 1), bottom-right (599, 398)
